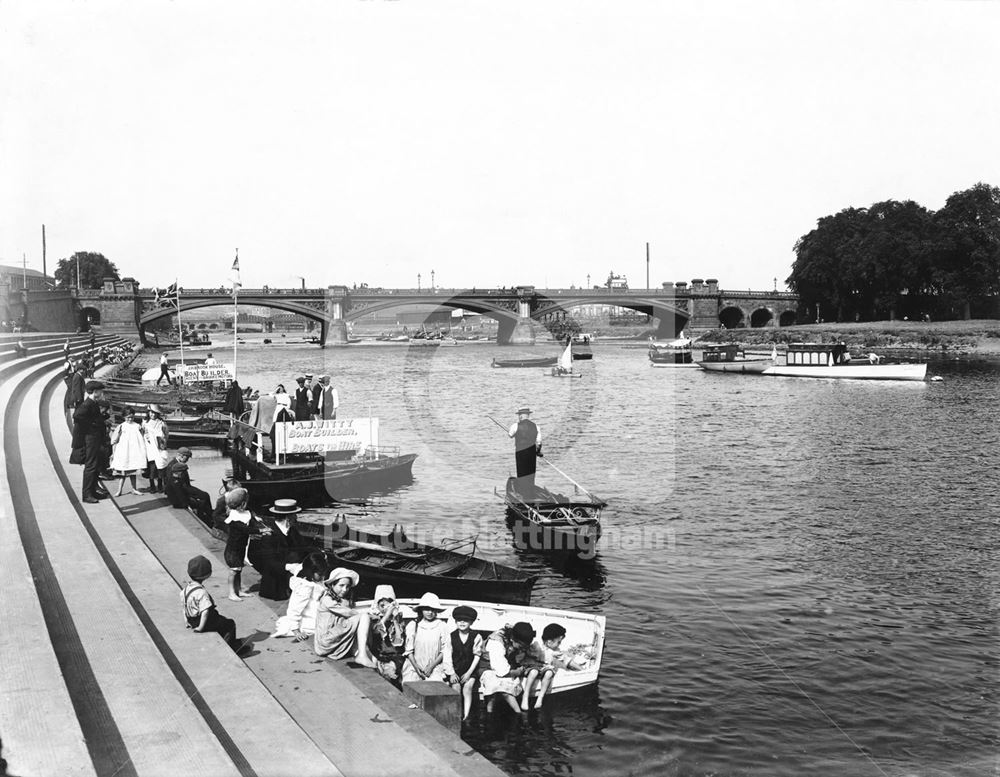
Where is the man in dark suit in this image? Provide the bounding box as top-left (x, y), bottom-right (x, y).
top-left (292, 375), bottom-right (312, 421)
top-left (247, 499), bottom-right (309, 600)
top-left (64, 362), bottom-right (86, 426)
top-left (72, 380), bottom-right (110, 504)
top-left (164, 448), bottom-right (213, 523)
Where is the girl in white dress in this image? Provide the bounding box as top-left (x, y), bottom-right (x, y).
top-left (401, 592), bottom-right (451, 683)
top-left (110, 407), bottom-right (149, 496)
top-left (142, 405), bottom-right (169, 492)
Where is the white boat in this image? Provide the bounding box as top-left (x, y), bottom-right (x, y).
top-left (648, 332), bottom-right (695, 367)
top-left (762, 343), bottom-right (927, 380)
top-left (697, 344), bottom-right (775, 374)
top-left (549, 340), bottom-right (582, 378)
top-left (360, 597), bottom-right (606, 697)
top-left (699, 343), bottom-right (927, 381)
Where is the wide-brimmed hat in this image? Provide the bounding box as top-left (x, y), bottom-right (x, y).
top-left (516, 407), bottom-right (532, 415)
top-left (148, 404), bottom-right (165, 416)
top-left (452, 605), bottom-right (478, 623)
top-left (325, 567), bottom-right (360, 587)
top-left (270, 499), bottom-right (301, 516)
top-left (511, 621), bottom-right (536, 644)
top-left (415, 592), bottom-right (445, 612)
top-left (373, 584), bottom-right (397, 603)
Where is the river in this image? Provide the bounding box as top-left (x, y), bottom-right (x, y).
top-left (180, 339), bottom-right (999, 776)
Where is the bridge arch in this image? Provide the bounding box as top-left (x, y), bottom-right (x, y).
top-left (530, 294), bottom-right (690, 339)
top-left (719, 306), bottom-right (745, 329)
top-left (138, 298), bottom-right (328, 344)
top-left (779, 310), bottom-right (797, 327)
top-left (750, 307), bottom-right (774, 328)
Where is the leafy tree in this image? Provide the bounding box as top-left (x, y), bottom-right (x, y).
top-left (931, 183), bottom-right (1000, 319)
top-left (54, 252), bottom-right (119, 289)
top-left (859, 200), bottom-right (936, 319)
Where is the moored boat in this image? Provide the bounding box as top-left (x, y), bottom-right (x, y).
top-left (492, 356), bottom-right (559, 368)
top-left (365, 597), bottom-right (606, 697)
top-left (698, 343), bottom-right (928, 381)
top-left (296, 515), bottom-right (537, 604)
top-left (648, 334), bottom-right (695, 367)
top-left (697, 344), bottom-right (774, 374)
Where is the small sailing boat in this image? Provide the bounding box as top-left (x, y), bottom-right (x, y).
top-left (549, 339), bottom-right (582, 378)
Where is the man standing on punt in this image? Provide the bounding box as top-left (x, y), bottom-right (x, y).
top-left (508, 407), bottom-right (542, 490)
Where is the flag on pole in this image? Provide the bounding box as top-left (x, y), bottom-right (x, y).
top-left (230, 249), bottom-right (241, 297)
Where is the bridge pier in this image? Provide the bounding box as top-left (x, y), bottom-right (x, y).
top-left (323, 319), bottom-right (349, 346)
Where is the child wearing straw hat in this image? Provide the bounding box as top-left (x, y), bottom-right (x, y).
top-left (314, 567), bottom-right (375, 666)
top-left (401, 592), bottom-right (451, 683)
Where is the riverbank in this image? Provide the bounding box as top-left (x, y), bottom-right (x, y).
top-left (692, 319), bottom-right (1000, 356)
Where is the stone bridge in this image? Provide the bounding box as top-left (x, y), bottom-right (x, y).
top-left (45, 277), bottom-right (798, 346)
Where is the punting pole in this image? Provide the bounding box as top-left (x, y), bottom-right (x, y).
top-left (176, 279), bottom-right (185, 367)
top-left (486, 414), bottom-right (600, 501)
top-left (232, 248), bottom-right (239, 383)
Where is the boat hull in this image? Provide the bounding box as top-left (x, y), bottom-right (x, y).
top-left (761, 363), bottom-right (927, 381)
top-left (232, 450), bottom-right (417, 506)
top-left (698, 359), bottom-right (774, 374)
top-left (504, 477), bottom-right (603, 558)
top-left (362, 597), bottom-right (606, 697)
top-left (296, 518), bottom-right (537, 604)
top-left (492, 357), bottom-right (558, 368)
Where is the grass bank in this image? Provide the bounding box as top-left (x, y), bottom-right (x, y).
top-left (693, 320), bottom-right (1000, 355)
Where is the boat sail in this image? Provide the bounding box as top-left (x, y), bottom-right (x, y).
top-left (550, 340), bottom-right (581, 378)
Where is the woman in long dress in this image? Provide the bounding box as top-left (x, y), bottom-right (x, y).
top-left (110, 407), bottom-right (149, 496)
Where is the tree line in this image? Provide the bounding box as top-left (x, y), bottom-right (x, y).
top-left (787, 182), bottom-right (1000, 322)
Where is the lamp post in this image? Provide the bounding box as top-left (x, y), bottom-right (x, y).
top-left (417, 273), bottom-right (421, 291)
top-left (586, 273), bottom-right (590, 288)
top-left (431, 269), bottom-right (435, 291)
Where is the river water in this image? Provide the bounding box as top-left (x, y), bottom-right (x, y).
top-left (182, 339), bottom-right (999, 777)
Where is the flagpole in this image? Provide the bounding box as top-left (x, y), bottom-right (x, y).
top-left (176, 279), bottom-right (185, 366)
top-left (232, 248), bottom-right (239, 382)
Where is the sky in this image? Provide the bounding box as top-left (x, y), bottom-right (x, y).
top-left (2, 0), bottom-right (999, 294)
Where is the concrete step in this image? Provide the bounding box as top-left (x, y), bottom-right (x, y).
top-left (5, 361), bottom-right (241, 777)
top-left (0, 360), bottom-right (96, 777)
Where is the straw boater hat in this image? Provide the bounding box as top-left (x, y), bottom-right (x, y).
top-left (325, 567), bottom-right (360, 587)
top-left (270, 499), bottom-right (301, 516)
top-left (415, 592), bottom-right (445, 612)
top-left (516, 407), bottom-right (531, 416)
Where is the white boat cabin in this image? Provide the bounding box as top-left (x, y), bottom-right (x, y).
top-left (700, 344), bottom-right (742, 362)
top-left (786, 343), bottom-right (849, 366)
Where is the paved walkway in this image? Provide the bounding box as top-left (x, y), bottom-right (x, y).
top-left (0, 333), bottom-right (507, 777)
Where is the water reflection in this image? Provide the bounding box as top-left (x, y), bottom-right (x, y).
top-left (462, 686), bottom-right (611, 777)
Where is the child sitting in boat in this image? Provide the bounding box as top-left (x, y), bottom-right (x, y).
top-left (401, 592), bottom-right (450, 683)
top-left (479, 621), bottom-right (537, 714)
top-left (313, 567), bottom-right (375, 666)
top-left (272, 552), bottom-right (331, 640)
top-left (446, 605), bottom-right (484, 720)
top-left (366, 585), bottom-right (409, 683)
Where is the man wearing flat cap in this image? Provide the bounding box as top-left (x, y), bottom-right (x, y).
top-left (314, 374), bottom-right (340, 421)
top-left (293, 375), bottom-right (313, 422)
top-left (508, 407), bottom-right (542, 489)
top-left (72, 380), bottom-right (110, 503)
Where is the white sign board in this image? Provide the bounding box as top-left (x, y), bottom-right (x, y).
top-left (275, 418), bottom-right (380, 456)
top-left (178, 363), bottom-right (235, 383)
